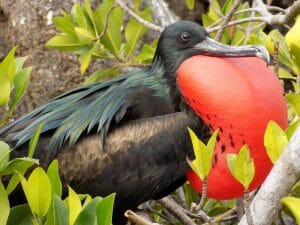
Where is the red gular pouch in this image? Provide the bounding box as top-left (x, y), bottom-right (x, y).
top-left (177, 56), bottom-right (288, 200)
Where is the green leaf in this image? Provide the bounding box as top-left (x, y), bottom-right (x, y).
top-left (291, 182), bottom-right (300, 198)
top-left (125, 8), bottom-right (152, 58)
top-left (277, 67), bottom-right (296, 80)
top-left (0, 65), bottom-right (11, 107)
top-left (47, 160), bottom-right (62, 197)
top-left (84, 0), bottom-right (98, 36)
top-left (202, 14), bottom-right (215, 29)
top-left (85, 67), bottom-right (120, 84)
top-left (96, 193), bottom-right (115, 225)
top-left (134, 43), bottom-right (155, 63)
top-left (268, 30), bottom-right (294, 69)
top-left (74, 197), bottom-right (102, 225)
top-left (15, 56), bottom-right (29, 73)
top-left (53, 195), bottom-right (69, 225)
top-left (11, 67), bottom-right (32, 110)
top-left (78, 44), bottom-right (97, 74)
top-left (46, 34), bottom-right (81, 52)
top-left (133, 0), bottom-right (142, 12)
top-left (226, 145), bottom-right (255, 190)
top-left (72, 3), bottom-right (88, 29)
top-left (53, 16), bottom-right (75, 35)
top-left (21, 167), bottom-right (52, 217)
top-left (286, 119), bottom-right (300, 140)
top-left (207, 0), bottom-right (221, 21)
top-left (187, 128), bottom-right (217, 180)
top-left (5, 158), bottom-right (39, 195)
top-left (68, 186), bottom-right (82, 225)
top-left (98, 7), bottom-right (124, 56)
top-left (1, 46), bottom-right (17, 81)
top-left (185, 0), bottom-right (195, 10)
top-left (264, 121), bottom-right (288, 163)
top-left (3, 157), bottom-right (39, 175)
top-left (74, 27), bottom-right (95, 44)
top-left (286, 93), bottom-right (300, 116)
top-left (0, 181), bottom-right (9, 225)
top-left (7, 204), bottom-right (33, 225)
top-left (281, 197), bottom-right (300, 223)
top-left (285, 15), bottom-right (300, 73)
top-left (0, 141), bottom-right (11, 171)
top-left (28, 123), bottom-right (43, 158)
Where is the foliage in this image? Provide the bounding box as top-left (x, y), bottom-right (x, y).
top-left (0, 47), bottom-right (32, 126)
top-left (226, 145), bottom-right (255, 190)
top-left (186, 128), bottom-right (218, 180)
top-left (46, 0), bottom-right (155, 81)
top-left (0, 153), bottom-right (115, 225)
top-left (281, 197), bottom-right (300, 224)
top-left (264, 121), bottom-right (288, 163)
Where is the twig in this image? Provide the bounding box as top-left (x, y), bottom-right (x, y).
top-left (215, 0), bottom-right (242, 41)
top-left (243, 190), bottom-right (254, 225)
top-left (114, 0), bottom-right (163, 32)
top-left (158, 197), bottom-right (197, 225)
top-left (202, 207), bottom-right (237, 225)
top-left (244, 0), bottom-right (256, 44)
top-left (273, 41), bottom-right (279, 75)
top-left (193, 178), bottom-right (208, 212)
top-left (175, 187), bottom-right (188, 209)
top-left (125, 210), bottom-right (159, 225)
top-left (96, 5), bottom-right (116, 40)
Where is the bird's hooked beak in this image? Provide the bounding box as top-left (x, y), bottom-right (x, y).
top-left (194, 37), bottom-right (270, 64)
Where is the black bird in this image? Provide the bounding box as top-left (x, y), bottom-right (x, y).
top-left (0, 21), bottom-right (268, 223)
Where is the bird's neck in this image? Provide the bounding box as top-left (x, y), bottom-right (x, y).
top-left (148, 56), bottom-right (184, 111)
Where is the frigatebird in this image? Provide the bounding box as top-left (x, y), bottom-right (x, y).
top-left (0, 21), bottom-right (271, 222)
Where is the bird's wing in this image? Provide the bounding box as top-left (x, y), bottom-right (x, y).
top-left (54, 112), bottom-right (206, 210)
top-left (0, 71), bottom-right (171, 160)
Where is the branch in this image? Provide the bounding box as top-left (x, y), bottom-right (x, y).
top-left (125, 210), bottom-right (159, 225)
top-left (149, 0), bottom-right (178, 27)
top-left (158, 197), bottom-right (197, 225)
top-left (207, 0), bottom-right (300, 33)
top-left (114, 0), bottom-right (163, 32)
top-left (238, 126), bottom-right (300, 225)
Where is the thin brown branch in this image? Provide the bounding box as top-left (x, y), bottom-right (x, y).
top-left (193, 178), bottom-right (208, 211)
top-left (158, 197), bottom-right (197, 225)
top-left (96, 5), bottom-right (116, 40)
top-left (215, 0), bottom-right (242, 41)
top-left (202, 207), bottom-right (237, 225)
top-left (125, 210), bottom-right (159, 225)
top-left (244, 0), bottom-right (256, 44)
top-left (114, 0), bottom-right (163, 32)
top-left (208, 17), bottom-right (265, 33)
top-left (273, 41), bottom-right (279, 75)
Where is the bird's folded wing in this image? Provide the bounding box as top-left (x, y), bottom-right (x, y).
top-left (0, 72), bottom-right (172, 161)
top-left (56, 112), bottom-right (202, 209)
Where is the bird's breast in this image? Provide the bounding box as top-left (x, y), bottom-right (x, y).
top-left (177, 56), bottom-right (288, 199)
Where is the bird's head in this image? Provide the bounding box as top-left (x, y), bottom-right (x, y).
top-left (152, 20), bottom-right (269, 75)
top-left (150, 20), bottom-right (270, 109)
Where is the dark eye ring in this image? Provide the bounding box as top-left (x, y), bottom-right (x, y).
top-left (178, 32), bottom-right (191, 43)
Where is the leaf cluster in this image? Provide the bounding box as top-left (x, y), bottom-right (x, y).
top-left (46, 0), bottom-right (156, 83)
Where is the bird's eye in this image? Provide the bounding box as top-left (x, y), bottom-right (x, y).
top-left (178, 32), bottom-right (192, 44)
